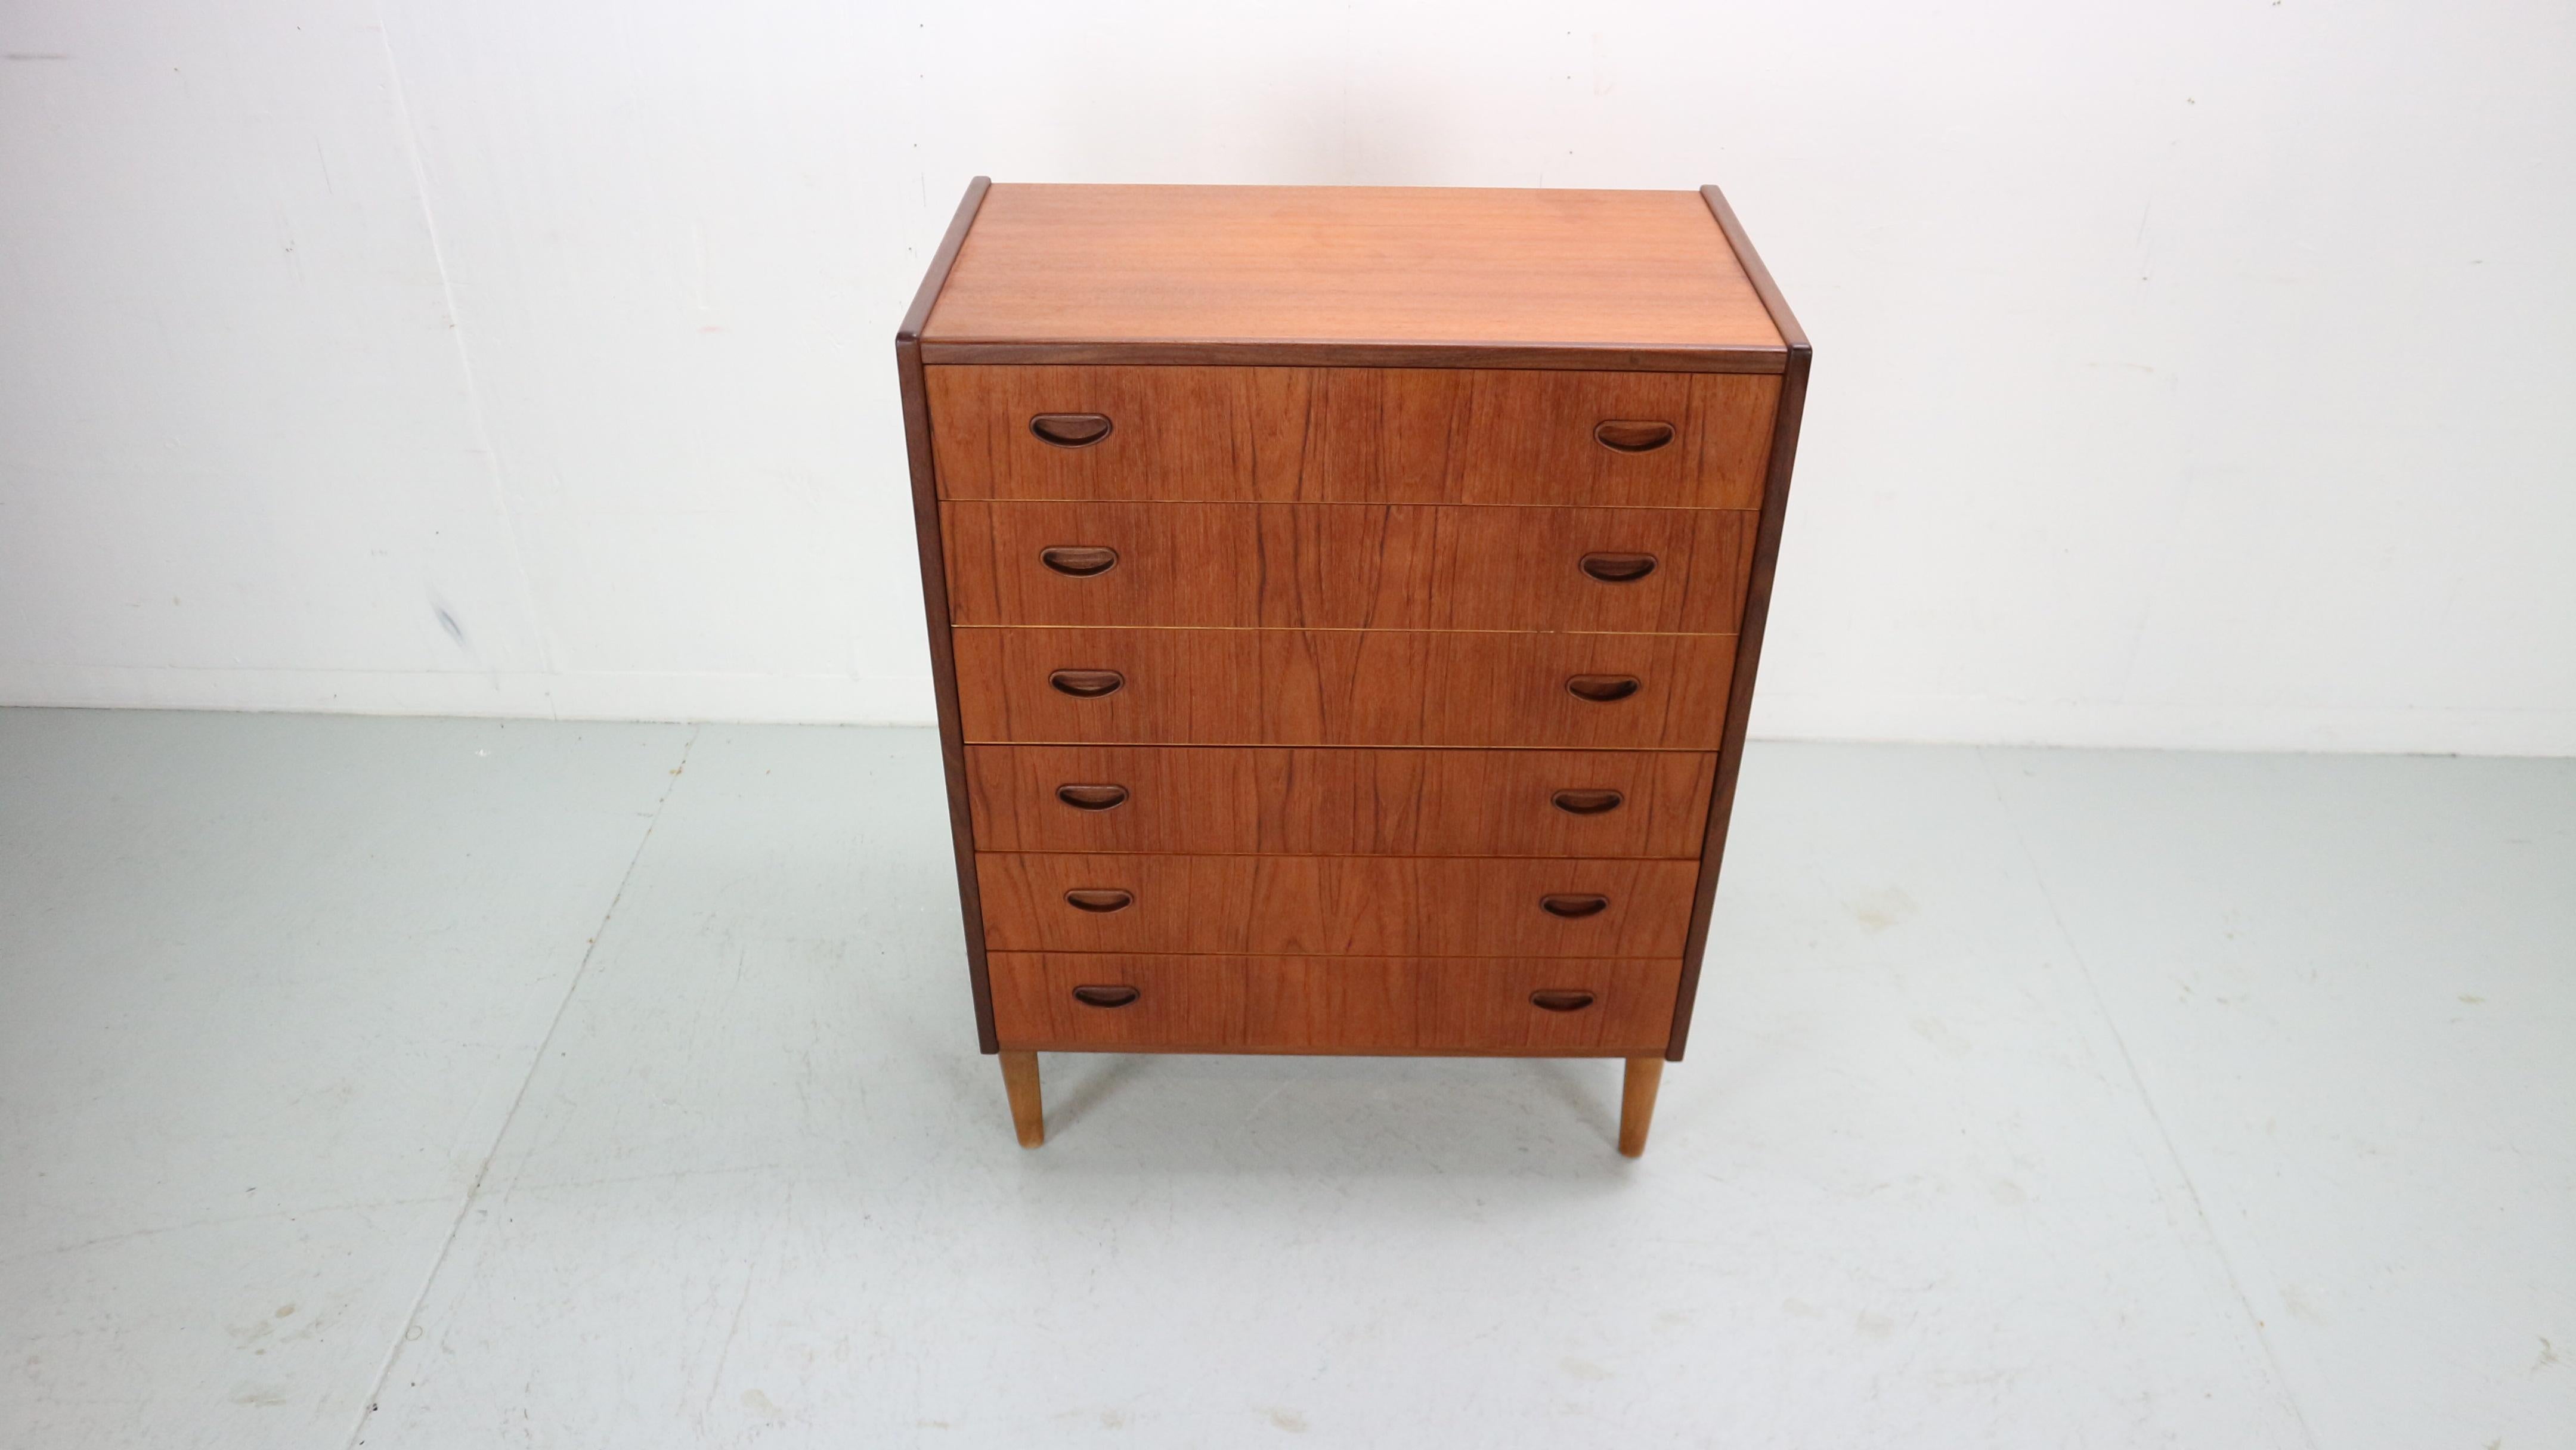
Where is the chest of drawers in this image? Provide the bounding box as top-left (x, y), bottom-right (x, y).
top-left (896, 181), bottom-right (1809, 1155)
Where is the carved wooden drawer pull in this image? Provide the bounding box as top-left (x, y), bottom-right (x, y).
top-left (1071, 984), bottom-right (1141, 1008)
top-left (1039, 546), bottom-right (1119, 577)
top-left (1540, 894), bottom-right (1609, 918)
top-left (1579, 552), bottom-right (1658, 583)
top-left (1048, 669), bottom-right (1125, 698)
top-left (1064, 888), bottom-right (1134, 913)
top-left (1529, 989), bottom-right (1597, 1012)
top-left (1565, 675), bottom-right (1640, 703)
top-left (1550, 789), bottom-right (1624, 816)
top-left (1055, 783), bottom-right (1130, 811)
top-left (1029, 413), bottom-right (1113, 448)
top-left (1593, 420), bottom-right (1675, 453)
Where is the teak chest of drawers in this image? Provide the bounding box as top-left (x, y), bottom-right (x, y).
top-left (897, 181), bottom-right (1809, 1156)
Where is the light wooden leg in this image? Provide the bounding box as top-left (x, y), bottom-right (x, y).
top-left (1618, 1056), bottom-right (1664, 1158)
top-left (999, 1051), bottom-right (1044, 1148)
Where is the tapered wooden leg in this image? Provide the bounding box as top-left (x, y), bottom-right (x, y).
top-left (1618, 1056), bottom-right (1664, 1158)
top-left (999, 1051), bottom-right (1044, 1148)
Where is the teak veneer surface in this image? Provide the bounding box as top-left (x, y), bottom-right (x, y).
top-left (952, 627), bottom-right (1737, 749)
top-left (941, 502), bottom-right (1756, 634)
top-left (921, 184), bottom-right (1782, 361)
top-left (902, 176), bottom-right (1812, 1089)
top-left (965, 745), bottom-right (1717, 859)
top-left (989, 953), bottom-right (1682, 1054)
top-left (926, 365), bottom-right (1776, 509)
top-left (974, 853), bottom-right (1698, 958)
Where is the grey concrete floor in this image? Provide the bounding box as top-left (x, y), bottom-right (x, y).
top-left (0, 709), bottom-right (2568, 1448)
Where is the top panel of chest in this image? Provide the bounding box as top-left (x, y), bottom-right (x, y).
top-left (918, 184), bottom-right (1785, 373)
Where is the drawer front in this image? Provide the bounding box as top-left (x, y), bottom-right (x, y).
top-left (942, 501), bottom-right (1755, 633)
top-left (989, 953), bottom-right (1682, 1054)
top-left (927, 365), bottom-right (1776, 508)
top-left (974, 853), bottom-right (1697, 957)
top-left (967, 745), bottom-right (1716, 859)
top-left (952, 628), bottom-right (1735, 749)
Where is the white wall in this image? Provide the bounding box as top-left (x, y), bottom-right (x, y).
top-left (3, 1), bottom-right (2570, 754)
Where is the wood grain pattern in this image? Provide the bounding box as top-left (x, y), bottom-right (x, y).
top-left (922, 184), bottom-right (1782, 363)
top-left (902, 176), bottom-right (1809, 1088)
top-left (973, 853), bottom-right (1697, 957)
top-left (895, 176), bottom-right (999, 1052)
top-left (920, 340), bottom-right (1782, 373)
top-left (989, 953), bottom-right (1683, 1054)
top-left (952, 628), bottom-right (1736, 749)
top-left (1618, 1057), bottom-right (1664, 1157)
top-left (965, 745), bottom-right (1716, 859)
top-left (941, 502), bottom-right (1755, 634)
top-left (926, 365), bottom-right (1777, 509)
top-left (998, 1051), bottom-right (1044, 1147)
top-left (1667, 183), bottom-right (1816, 1062)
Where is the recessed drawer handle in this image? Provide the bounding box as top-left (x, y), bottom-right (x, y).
top-left (1540, 894), bottom-right (1609, 918)
top-left (1594, 420), bottom-right (1675, 453)
top-left (1551, 789), bottom-right (1625, 816)
top-left (1071, 984), bottom-right (1141, 1008)
top-left (1055, 783), bottom-right (1129, 811)
top-left (1049, 669), bottom-right (1125, 698)
top-left (1064, 888), bottom-right (1134, 913)
top-left (1530, 989), bottom-right (1597, 1012)
top-left (1029, 413), bottom-right (1114, 448)
top-left (1580, 552), bottom-right (1658, 583)
top-left (1039, 546), bottom-right (1119, 577)
top-left (1566, 675), bottom-right (1640, 703)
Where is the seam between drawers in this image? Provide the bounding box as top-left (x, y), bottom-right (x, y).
top-left (959, 741), bottom-right (1729, 751)
top-left (976, 950), bottom-right (1687, 961)
top-left (947, 625), bottom-right (1744, 637)
top-left (965, 850), bottom-right (1704, 860)
top-left (937, 497), bottom-right (1766, 511)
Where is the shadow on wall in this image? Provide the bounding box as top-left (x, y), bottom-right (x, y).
top-left (1037, 66), bottom-right (1461, 186)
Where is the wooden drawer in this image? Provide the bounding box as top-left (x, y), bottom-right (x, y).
top-left (967, 745), bottom-right (1716, 859)
top-left (974, 852), bottom-right (1697, 957)
top-left (952, 628), bottom-right (1735, 749)
top-left (925, 365), bottom-right (1776, 508)
top-left (941, 501), bottom-right (1755, 633)
top-left (990, 953), bottom-right (1683, 1054)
